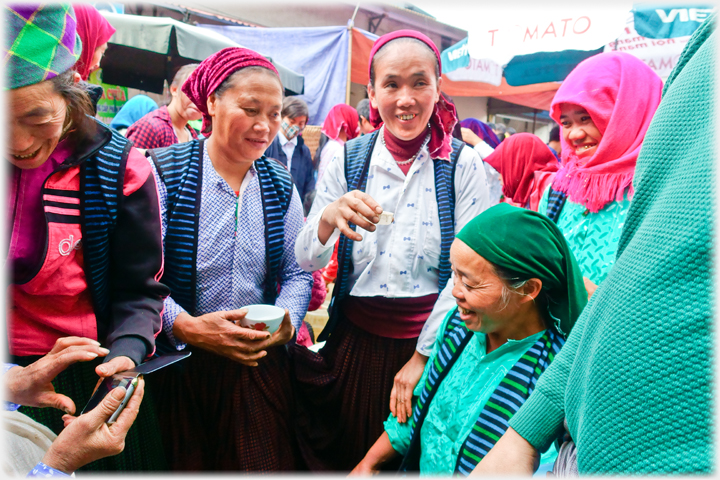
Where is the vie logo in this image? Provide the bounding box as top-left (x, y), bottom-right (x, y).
top-left (59, 234), bottom-right (82, 256)
top-left (656, 8), bottom-right (713, 23)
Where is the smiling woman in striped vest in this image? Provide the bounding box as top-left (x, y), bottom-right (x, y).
top-left (352, 204), bottom-right (588, 476)
top-left (145, 47), bottom-right (312, 471)
top-left (293, 30), bottom-right (491, 470)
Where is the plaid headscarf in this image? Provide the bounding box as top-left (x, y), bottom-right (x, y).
top-left (4, 4), bottom-right (82, 89)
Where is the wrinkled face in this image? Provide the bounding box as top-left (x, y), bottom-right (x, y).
top-left (207, 69), bottom-right (283, 163)
top-left (89, 42), bottom-right (108, 75)
top-left (450, 240), bottom-right (519, 333)
top-left (558, 103), bottom-right (603, 160)
top-left (8, 80), bottom-right (68, 169)
top-left (171, 84), bottom-right (202, 122)
top-left (368, 41), bottom-right (441, 141)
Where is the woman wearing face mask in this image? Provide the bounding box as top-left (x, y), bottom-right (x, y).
top-left (146, 47), bottom-right (312, 471)
top-left (126, 64), bottom-right (202, 148)
top-left (5, 3), bottom-right (168, 471)
top-left (539, 52), bottom-right (662, 296)
top-left (265, 96), bottom-right (315, 213)
top-left (293, 30), bottom-right (491, 471)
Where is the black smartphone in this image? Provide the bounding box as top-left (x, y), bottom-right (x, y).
top-left (80, 352), bottom-right (191, 421)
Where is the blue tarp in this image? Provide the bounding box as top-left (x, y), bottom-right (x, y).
top-left (199, 24), bottom-right (350, 126)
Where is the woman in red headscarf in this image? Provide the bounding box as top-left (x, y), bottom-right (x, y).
top-left (145, 47), bottom-right (313, 471)
top-left (293, 30), bottom-right (492, 471)
top-left (483, 132), bottom-right (559, 212)
top-left (72, 4), bottom-right (115, 81)
top-left (314, 103), bottom-right (361, 183)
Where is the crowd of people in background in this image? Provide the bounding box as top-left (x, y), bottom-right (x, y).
top-left (3, 2), bottom-right (714, 477)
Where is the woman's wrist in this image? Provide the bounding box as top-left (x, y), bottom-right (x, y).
top-left (317, 204), bottom-right (336, 246)
top-left (172, 312), bottom-right (194, 344)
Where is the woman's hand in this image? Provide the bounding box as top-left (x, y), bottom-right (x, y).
top-left (6, 337), bottom-right (109, 414)
top-left (174, 309), bottom-right (276, 366)
top-left (390, 351), bottom-right (427, 423)
top-left (318, 190), bottom-right (383, 245)
top-left (349, 432), bottom-right (397, 476)
top-left (95, 356), bottom-right (134, 379)
top-left (583, 276), bottom-right (598, 299)
top-left (461, 128), bottom-right (482, 147)
top-left (46, 378), bottom-right (146, 474)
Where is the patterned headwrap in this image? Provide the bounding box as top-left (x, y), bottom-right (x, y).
top-left (182, 47), bottom-right (279, 136)
top-left (4, 4), bottom-right (82, 89)
top-left (368, 29), bottom-right (458, 160)
top-left (455, 203), bottom-right (587, 336)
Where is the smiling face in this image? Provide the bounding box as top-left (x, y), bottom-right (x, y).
top-left (558, 103), bottom-right (603, 160)
top-left (207, 68), bottom-right (283, 164)
top-left (450, 240), bottom-right (517, 333)
top-left (8, 80), bottom-right (69, 169)
top-left (368, 40), bottom-right (441, 141)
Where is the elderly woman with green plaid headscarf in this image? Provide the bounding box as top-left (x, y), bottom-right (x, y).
top-left (5, 4), bottom-right (168, 472)
top-left (352, 203), bottom-right (587, 476)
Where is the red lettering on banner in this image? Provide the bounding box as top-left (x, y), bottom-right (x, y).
top-left (488, 29), bottom-right (498, 46)
top-left (524, 25), bottom-right (538, 41)
top-left (659, 57), bottom-right (675, 70)
top-left (542, 22), bottom-right (557, 38)
top-left (560, 18), bottom-right (573, 36)
top-left (573, 16), bottom-right (591, 34)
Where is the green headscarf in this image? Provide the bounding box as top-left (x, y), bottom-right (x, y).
top-left (455, 203), bottom-right (587, 336)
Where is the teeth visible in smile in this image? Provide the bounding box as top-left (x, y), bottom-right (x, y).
top-left (14, 149), bottom-right (39, 159)
top-left (458, 306), bottom-right (472, 315)
top-left (579, 144), bottom-right (595, 151)
top-left (398, 114), bottom-right (415, 120)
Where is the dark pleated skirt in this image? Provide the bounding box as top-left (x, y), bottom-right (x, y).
top-left (290, 317), bottom-right (418, 471)
top-left (11, 354), bottom-right (167, 471)
top-left (149, 346), bottom-right (302, 471)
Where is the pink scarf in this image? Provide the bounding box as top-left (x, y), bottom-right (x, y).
top-left (322, 104), bottom-right (360, 141)
top-left (72, 4), bottom-right (116, 81)
top-left (550, 51), bottom-right (663, 213)
top-left (367, 30), bottom-right (457, 161)
top-left (182, 47), bottom-right (279, 135)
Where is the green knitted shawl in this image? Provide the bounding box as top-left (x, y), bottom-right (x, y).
top-left (509, 14), bottom-right (715, 474)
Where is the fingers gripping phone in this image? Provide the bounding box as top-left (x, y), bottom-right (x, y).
top-left (80, 373), bottom-right (141, 424)
top-left (80, 352), bottom-right (191, 423)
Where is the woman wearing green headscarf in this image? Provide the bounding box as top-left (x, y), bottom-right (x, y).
top-left (351, 203), bottom-right (587, 476)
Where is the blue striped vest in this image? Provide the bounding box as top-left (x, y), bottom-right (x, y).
top-left (148, 139), bottom-right (294, 314)
top-left (81, 120), bottom-right (134, 329)
top-left (398, 309), bottom-right (565, 475)
top-left (318, 130), bottom-right (465, 341)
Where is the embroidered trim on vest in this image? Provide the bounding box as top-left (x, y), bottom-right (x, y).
top-left (149, 140), bottom-right (294, 312)
top-left (545, 187), bottom-right (568, 223)
top-left (397, 308), bottom-right (566, 475)
top-left (81, 122), bottom-right (131, 329)
top-left (319, 133), bottom-right (464, 342)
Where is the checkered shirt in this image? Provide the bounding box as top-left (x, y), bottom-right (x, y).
top-left (150, 143), bottom-right (313, 349)
top-left (126, 106), bottom-right (198, 150)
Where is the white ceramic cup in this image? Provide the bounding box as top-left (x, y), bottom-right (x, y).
top-left (240, 304), bottom-right (285, 334)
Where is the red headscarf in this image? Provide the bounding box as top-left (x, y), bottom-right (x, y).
top-left (322, 104), bottom-right (360, 142)
top-left (484, 133), bottom-right (559, 210)
top-left (550, 51), bottom-right (662, 213)
top-left (72, 4), bottom-right (115, 81)
top-left (368, 30), bottom-right (457, 160)
top-left (182, 47), bottom-right (279, 135)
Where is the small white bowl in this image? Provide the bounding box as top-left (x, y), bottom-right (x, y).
top-left (240, 304), bottom-right (285, 334)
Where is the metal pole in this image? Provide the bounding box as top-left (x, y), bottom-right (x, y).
top-left (532, 109), bottom-right (537, 132)
top-left (346, 3), bottom-right (360, 105)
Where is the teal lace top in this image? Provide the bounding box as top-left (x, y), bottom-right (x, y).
top-left (538, 186), bottom-right (631, 284)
